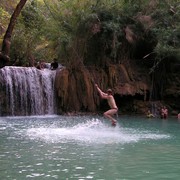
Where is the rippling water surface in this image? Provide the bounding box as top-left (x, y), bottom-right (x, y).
top-left (0, 115), bottom-right (180, 179)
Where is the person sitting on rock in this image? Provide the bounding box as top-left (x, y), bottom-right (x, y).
top-left (146, 110), bottom-right (155, 118)
top-left (50, 59), bottom-right (58, 70)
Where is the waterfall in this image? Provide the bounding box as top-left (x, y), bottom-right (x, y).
top-left (0, 66), bottom-right (57, 116)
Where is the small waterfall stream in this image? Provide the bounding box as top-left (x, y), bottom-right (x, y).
top-left (0, 66), bottom-right (57, 116)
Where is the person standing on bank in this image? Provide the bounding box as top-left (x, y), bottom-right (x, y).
top-left (95, 84), bottom-right (118, 126)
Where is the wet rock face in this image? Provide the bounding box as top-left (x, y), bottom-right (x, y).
top-left (54, 63), bottom-right (151, 114)
top-left (163, 70), bottom-right (180, 111)
top-left (55, 67), bottom-right (97, 113)
top-left (54, 58), bottom-right (180, 114)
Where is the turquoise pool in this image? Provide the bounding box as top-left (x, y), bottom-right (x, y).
top-left (0, 115), bottom-right (179, 179)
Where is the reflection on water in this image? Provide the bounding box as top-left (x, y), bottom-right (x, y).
top-left (0, 115), bottom-right (180, 180)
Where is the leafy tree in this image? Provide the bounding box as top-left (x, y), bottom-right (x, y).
top-left (10, 0), bottom-right (47, 66)
top-left (0, 0), bottom-right (27, 68)
top-left (1, 0), bottom-right (179, 70)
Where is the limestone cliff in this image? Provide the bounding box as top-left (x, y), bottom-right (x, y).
top-left (54, 61), bottom-right (153, 114)
top-left (55, 66), bottom-right (97, 113)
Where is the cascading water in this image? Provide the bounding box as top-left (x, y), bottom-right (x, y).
top-left (0, 66), bottom-right (57, 116)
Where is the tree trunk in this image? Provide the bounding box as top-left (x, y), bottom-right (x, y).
top-left (0, 0), bottom-right (27, 68)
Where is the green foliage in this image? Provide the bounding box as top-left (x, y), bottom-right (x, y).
top-left (10, 0), bottom-right (49, 65)
top-left (0, 7), bottom-right (10, 45)
top-left (2, 0), bottom-right (179, 68)
top-left (40, 0), bottom-right (96, 63)
top-left (0, 7), bottom-right (10, 22)
top-left (10, 30), bottom-right (28, 65)
top-left (0, 0), bottom-right (20, 33)
top-left (151, 1), bottom-right (180, 58)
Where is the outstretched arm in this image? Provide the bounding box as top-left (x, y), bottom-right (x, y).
top-left (95, 84), bottom-right (108, 99)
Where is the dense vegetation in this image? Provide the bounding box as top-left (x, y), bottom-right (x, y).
top-left (0, 0), bottom-right (179, 67)
top-left (0, 0), bottom-right (180, 114)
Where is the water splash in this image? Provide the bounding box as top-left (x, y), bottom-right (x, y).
top-left (26, 118), bottom-right (170, 144)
